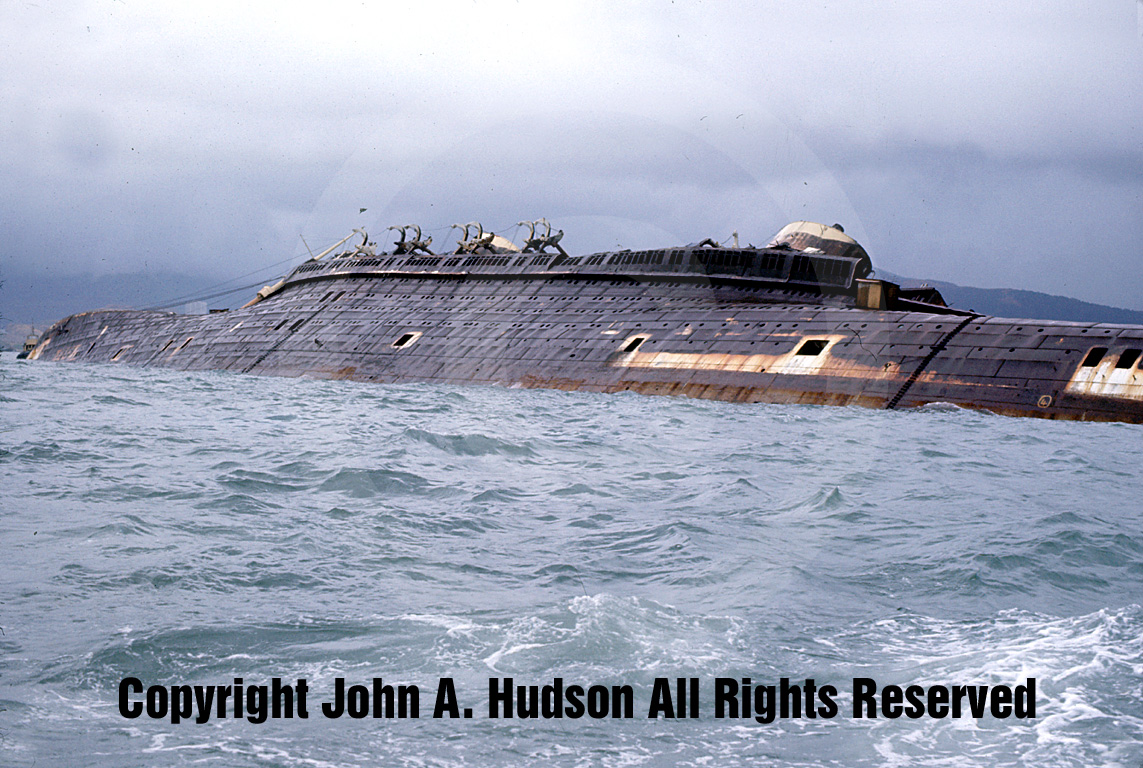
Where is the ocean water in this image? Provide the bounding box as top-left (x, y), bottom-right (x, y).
top-left (2, 351), bottom-right (1142, 767)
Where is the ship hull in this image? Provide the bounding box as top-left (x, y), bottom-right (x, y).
top-left (29, 269), bottom-right (1143, 423)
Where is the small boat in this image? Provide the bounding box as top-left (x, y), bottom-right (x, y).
top-left (16, 331), bottom-right (38, 360)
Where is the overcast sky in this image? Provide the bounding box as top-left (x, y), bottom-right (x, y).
top-left (2, 0), bottom-right (1141, 317)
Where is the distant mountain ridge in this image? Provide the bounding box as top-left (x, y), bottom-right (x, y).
top-left (878, 271), bottom-right (1143, 325)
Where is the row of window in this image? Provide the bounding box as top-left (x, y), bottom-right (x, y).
top-left (384, 331), bottom-right (833, 359)
top-left (462, 255), bottom-right (513, 267)
top-left (295, 248), bottom-right (857, 288)
top-left (1081, 347), bottom-right (1141, 369)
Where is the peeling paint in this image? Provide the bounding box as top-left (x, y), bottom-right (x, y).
top-left (616, 334), bottom-right (857, 377)
top-left (1066, 355), bottom-right (1143, 400)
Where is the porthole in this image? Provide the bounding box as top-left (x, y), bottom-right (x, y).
top-left (796, 339), bottom-right (829, 356)
top-left (1115, 349), bottom-right (1141, 369)
top-left (623, 336), bottom-right (647, 353)
top-left (392, 331), bottom-right (423, 349)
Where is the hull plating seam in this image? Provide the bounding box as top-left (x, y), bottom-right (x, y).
top-left (886, 316), bottom-right (975, 409)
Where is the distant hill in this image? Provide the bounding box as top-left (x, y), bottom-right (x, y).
top-left (878, 272), bottom-right (1143, 325)
top-left (0, 270), bottom-right (247, 334)
top-left (1, 322), bottom-right (37, 352)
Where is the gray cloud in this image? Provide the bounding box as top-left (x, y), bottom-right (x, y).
top-left (1, 0), bottom-right (1140, 320)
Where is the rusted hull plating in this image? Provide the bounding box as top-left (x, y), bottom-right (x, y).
top-left (28, 268), bottom-right (1143, 423)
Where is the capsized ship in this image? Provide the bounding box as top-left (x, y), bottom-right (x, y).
top-left (26, 220), bottom-right (1143, 423)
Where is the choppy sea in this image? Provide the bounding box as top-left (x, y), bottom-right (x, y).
top-left (2, 351), bottom-right (1141, 766)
